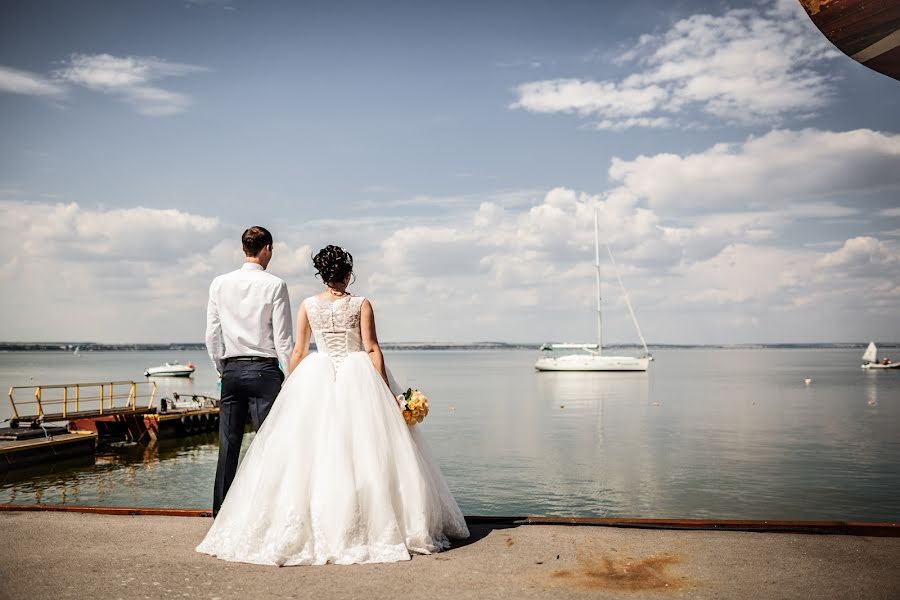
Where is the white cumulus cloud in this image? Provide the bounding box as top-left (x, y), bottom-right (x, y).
top-left (16, 202), bottom-right (221, 262)
top-left (512, 0), bottom-right (840, 129)
top-left (607, 128), bottom-right (900, 211)
top-left (3, 121), bottom-right (900, 344)
top-left (0, 201), bottom-right (316, 342)
top-left (818, 236), bottom-right (900, 274)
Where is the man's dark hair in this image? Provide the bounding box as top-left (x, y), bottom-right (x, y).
top-left (242, 226), bottom-right (273, 257)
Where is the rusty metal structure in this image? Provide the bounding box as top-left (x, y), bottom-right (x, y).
top-left (7, 381), bottom-right (157, 423)
top-left (0, 504), bottom-right (897, 536)
top-left (799, 0), bottom-right (900, 81)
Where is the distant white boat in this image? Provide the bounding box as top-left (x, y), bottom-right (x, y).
top-left (861, 342), bottom-right (900, 370)
top-left (535, 211), bottom-right (651, 372)
top-left (73, 346), bottom-right (80, 357)
top-left (145, 361), bottom-right (195, 378)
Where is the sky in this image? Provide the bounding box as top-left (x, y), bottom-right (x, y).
top-left (1, 0), bottom-right (899, 345)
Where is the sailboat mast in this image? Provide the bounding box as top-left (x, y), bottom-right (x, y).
top-left (594, 210), bottom-right (602, 355)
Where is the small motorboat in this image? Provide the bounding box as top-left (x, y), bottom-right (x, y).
top-left (144, 361), bottom-right (195, 378)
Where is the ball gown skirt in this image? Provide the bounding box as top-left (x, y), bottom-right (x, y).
top-left (195, 351), bottom-right (469, 566)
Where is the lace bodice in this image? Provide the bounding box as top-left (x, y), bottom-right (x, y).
top-left (304, 295), bottom-right (365, 369)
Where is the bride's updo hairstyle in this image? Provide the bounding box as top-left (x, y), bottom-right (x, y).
top-left (312, 245), bottom-right (354, 285)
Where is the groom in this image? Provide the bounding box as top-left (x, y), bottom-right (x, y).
top-left (205, 226), bottom-right (294, 516)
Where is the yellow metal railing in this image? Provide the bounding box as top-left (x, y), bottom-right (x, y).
top-left (7, 381), bottom-right (157, 422)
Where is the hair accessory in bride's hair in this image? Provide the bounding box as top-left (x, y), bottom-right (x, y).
top-left (312, 245), bottom-right (354, 285)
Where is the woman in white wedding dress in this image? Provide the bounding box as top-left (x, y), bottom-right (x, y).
top-left (196, 245), bottom-right (469, 566)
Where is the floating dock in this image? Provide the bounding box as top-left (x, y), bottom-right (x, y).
top-left (145, 406), bottom-right (220, 439)
top-left (0, 429), bottom-right (98, 470)
top-left (3, 382), bottom-right (220, 469)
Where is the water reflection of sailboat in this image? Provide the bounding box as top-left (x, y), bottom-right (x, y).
top-left (866, 384), bottom-right (878, 407)
top-left (536, 370), bottom-right (653, 516)
top-left (537, 371), bottom-right (650, 408)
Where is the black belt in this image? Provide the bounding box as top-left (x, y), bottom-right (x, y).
top-left (225, 356), bottom-right (279, 365)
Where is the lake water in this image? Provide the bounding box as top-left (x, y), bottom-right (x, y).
top-left (1, 348), bottom-right (898, 521)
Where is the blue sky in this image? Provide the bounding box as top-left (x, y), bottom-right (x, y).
top-left (1, 0), bottom-right (899, 344)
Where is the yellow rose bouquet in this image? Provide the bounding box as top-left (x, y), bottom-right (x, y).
top-left (399, 387), bottom-right (429, 425)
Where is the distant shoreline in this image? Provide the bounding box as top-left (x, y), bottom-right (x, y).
top-left (1, 342), bottom-right (897, 352)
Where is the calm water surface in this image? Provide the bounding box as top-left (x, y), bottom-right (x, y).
top-left (1, 348), bottom-right (898, 520)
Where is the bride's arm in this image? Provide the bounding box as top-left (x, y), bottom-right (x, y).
top-left (288, 302), bottom-right (312, 374)
top-left (360, 298), bottom-right (390, 387)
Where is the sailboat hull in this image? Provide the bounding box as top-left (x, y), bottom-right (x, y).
top-left (535, 355), bottom-right (649, 372)
top-left (862, 363), bottom-right (900, 370)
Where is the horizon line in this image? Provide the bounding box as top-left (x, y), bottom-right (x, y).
top-left (1, 341), bottom-right (898, 348)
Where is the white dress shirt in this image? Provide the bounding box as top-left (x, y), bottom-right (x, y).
top-left (205, 263), bottom-right (294, 375)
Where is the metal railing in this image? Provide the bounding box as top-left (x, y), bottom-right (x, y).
top-left (7, 381), bottom-right (157, 423)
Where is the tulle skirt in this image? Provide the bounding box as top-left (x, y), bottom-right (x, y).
top-left (195, 351), bottom-right (469, 566)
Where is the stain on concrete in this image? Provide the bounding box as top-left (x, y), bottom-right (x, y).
top-left (551, 553), bottom-right (687, 592)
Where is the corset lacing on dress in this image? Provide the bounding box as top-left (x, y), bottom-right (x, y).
top-left (305, 295), bottom-right (365, 371)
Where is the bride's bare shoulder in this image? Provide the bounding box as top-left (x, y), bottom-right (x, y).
top-left (299, 295), bottom-right (319, 313)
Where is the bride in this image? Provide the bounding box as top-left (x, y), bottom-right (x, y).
top-left (196, 245), bottom-right (469, 566)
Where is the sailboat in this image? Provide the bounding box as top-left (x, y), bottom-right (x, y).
top-left (861, 342), bottom-right (900, 370)
top-left (535, 211), bottom-right (651, 372)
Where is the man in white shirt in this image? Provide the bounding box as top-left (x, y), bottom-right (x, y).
top-left (205, 225), bottom-right (294, 516)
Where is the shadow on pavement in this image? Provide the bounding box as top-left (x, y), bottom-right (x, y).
top-left (452, 516), bottom-right (523, 549)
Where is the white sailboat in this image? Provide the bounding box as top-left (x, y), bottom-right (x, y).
top-left (861, 342), bottom-right (900, 370)
top-left (535, 211), bottom-right (651, 372)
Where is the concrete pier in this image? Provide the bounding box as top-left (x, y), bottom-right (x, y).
top-left (1, 509), bottom-right (899, 599)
